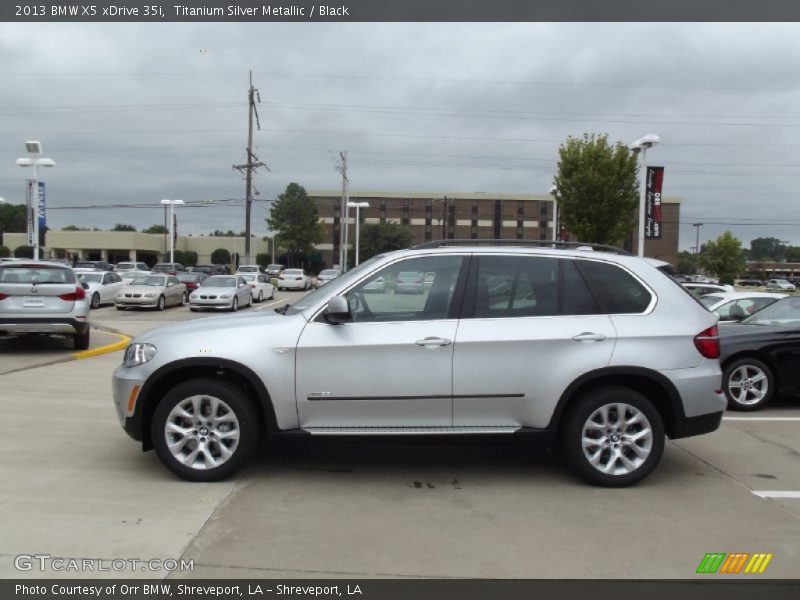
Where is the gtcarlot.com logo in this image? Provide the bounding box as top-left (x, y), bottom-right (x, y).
top-left (696, 552), bottom-right (773, 574)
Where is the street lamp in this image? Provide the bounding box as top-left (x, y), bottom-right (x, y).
top-left (548, 185), bottom-right (558, 244)
top-left (346, 201), bottom-right (369, 267)
top-left (16, 141), bottom-right (55, 260)
top-left (630, 134), bottom-right (660, 257)
top-left (160, 199), bottom-right (184, 263)
top-left (0, 197), bottom-right (6, 248)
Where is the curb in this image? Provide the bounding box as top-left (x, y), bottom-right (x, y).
top-left (73, 331), bottom-right (131, 360)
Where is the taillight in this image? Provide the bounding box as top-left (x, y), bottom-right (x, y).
top-left (59, 286), bottom-right (86, 302)
top-left (250, 284), bottom-right (256, 288)
top-left (694, 325), bottom-right (720, 359)
top-left (0, 293), bottom-right (7, 300)
top-left (295, 277), bottom-right (302, 280)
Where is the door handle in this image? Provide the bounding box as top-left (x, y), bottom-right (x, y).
top-left (415, 337), bottom-right (452, 347)
top-left (571, 332), bottom-right (606, 342)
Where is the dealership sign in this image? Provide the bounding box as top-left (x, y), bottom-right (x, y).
top-left (645, 166), bottom-right (664, 240)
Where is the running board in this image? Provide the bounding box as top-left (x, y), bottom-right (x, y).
top-left (302, 426), bottom-right (521, 436)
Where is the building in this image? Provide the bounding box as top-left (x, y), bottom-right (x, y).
top-left (310, 191), bottom-right (681, 267)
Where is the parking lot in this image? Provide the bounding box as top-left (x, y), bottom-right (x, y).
top-left (1, 288), bottom-right (799, 580)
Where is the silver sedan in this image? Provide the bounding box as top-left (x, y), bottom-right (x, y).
top-left (189, 275), bottom-right (252, 312)
top-left (114, 274), bottom-right (187, 311)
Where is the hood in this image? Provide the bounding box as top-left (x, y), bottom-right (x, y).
top-left (193, 286), bottom-right (239, 294)
top-left (121, 284), bottom-right (166, 295)
top-left (135, 309), bottom-right (290, 343)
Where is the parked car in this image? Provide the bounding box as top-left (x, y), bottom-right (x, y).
top-left (114, 274), bottom-right (187, 311)
top-left (699, 292), bottom-right (786, 322)
top-left (188, 265), bottom-right (223, 275)
top-left (120, 271), bottom-right (146, 285)
top-left (682, 282), bottom-right (735, 297)
top-left (362, 275), bottom-right (385, 293)
top-left (75, 269), bottom-right (126, 309)
top-left (115, 262), bottom-right (149, 272)
top-left (151, 262), bottom-right (185, 275)
top-left (0, 261), bottom-right (90, 349)
top-left (315, 269), bottom-right (341, 288)
top-left (113, 243), bottom-right (725, 486)
top-left (764, 278), bottom-right (797, 291)
top-left (265, 263), bottom-right (285, 277)
top-left (737, 279), bottom-right (763, 287)
top-left (719, 296), bottom-right (800, 410)
top-left (239, 273), bottom-right (275, 302)
top-left (395, 271), bottom-right (424, 294)
top-left (74, 260), bottom-right (113, 271)
top-left (236, 264), bottom-right (264, 274)
top-left (189, 275), bottom-right (252, 312)
top-left (177, 271), bottom-right (208, 293)
top-left (277, 268), bottom-right (311, 291)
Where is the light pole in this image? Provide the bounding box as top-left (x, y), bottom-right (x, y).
top-left (630, 134), bottom-right (660, 257)
top-left (347, 201), bottom-right (369, 267)
top-left (0, 197), bottom-right (6, 249)
top-left (692, 223), bottom-right (703, 256)
top-left (548, 185), bottom-right (558, 243)
top-left (16, 141), bottom-right (55, 260)
top-left (160, 199), bottom-right (184, 263)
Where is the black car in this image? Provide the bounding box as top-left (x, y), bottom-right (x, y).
top-left (719, 296), bottom-right (800, 411)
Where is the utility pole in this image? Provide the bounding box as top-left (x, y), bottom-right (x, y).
top-left (233, 70), bottom-right (267, 264)
top-left (693, 223), bottom-right (703, 256)
top-left (334, 151), bottom-right (349, 270)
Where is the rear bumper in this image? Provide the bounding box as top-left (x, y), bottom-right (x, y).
top-left (0, 317), bottom-right (89, 336)
top-left (671, 410), bottom-right (724, 439)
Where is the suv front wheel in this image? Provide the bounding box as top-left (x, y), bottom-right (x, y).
top-left (151, 378), bottom-right (260, 481)
top-left (561, 387), bottom-right (665, 487)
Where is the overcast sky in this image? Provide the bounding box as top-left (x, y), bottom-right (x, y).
top-left (2, 22), bottom-right (800, 251)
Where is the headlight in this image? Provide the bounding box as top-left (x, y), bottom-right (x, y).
top-left (123, 343), bottom-right (157, 368)
top-left (220, 294), bottom-right (232, 299)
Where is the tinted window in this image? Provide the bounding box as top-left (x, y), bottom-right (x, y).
top-left (471, 256), bottom-right (558, 318)
top-left (577, 260), bottom-right (652, 314)
top-left (562, 260), bottom-right (602, 315)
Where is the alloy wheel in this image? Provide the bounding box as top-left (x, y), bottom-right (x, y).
top-left (580, 403), bottom-right (653, 476)
top-left (163, 395), bottom-right (240, 470)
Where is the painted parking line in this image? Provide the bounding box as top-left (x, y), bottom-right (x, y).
top-left (752, 491), bottom-right (800, 499)
top-left (73, 331), bottom-right (131, 360)
top-left (254, 298), bottom-right (289, 311)
top-left (723, 417), bottom-right (800, 422)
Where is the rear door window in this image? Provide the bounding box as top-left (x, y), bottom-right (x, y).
top-left (575, 260), bottom-right (653, 314)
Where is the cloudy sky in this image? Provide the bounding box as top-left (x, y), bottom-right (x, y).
top-left (1, 21), bottom-right (800, 250)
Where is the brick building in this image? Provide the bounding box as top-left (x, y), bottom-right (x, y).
top-left (310, 191), bottom-right (681, 267)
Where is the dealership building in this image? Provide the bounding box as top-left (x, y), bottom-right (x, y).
top-left (3, 191), bottom-right (680, 268)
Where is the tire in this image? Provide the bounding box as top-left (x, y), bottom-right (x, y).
top-left (150, 378), bottom-right (261, 482)
top-left (74, 329), bottom-right (90, 350)
top-left (115, 306), bottom-right (124, 311)
top-left (257, 291), bottom-right (263, 303)
top-left (157, 295), bottom-right (166, 311)
top-left (90, 293), bottom-right (100, 309)
top-left (231, 296), bottom-right (238, 312)
top-left (560, 386), bottom-right (665, 487)
top-left (723, 357), bottom-right (774, 411)
top-left (181, 293), bottom-right (187, 307)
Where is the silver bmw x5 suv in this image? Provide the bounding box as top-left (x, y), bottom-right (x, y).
top-left (112, 242), bottom-right (725, 486)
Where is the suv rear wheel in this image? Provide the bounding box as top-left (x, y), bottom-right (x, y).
top-left (73, 329), bottom-right (90, 351)
top-left (151, 378), bottom-right (260, 481)
top-left (561, 387), bottom-right (664, 487)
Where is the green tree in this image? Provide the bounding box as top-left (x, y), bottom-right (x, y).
top-left (14, 245), bottom-right (34, 258)
top-left (355, 222), bottom-right (414, 263)
top-left (0, 245), bottom-right (10, 258)
top-left (62, 225), bottom-right (89, 231)
top-left (749, 237), bottom-right (787, 261)
top-left (172, 250), bottom-right (187, 265)
top-left (211, 248), bottom-right (231, 265)
top-left (112, 223), bottom-right (137, 232)
top-left (267, 183), bottom-right (324, 264)
top-left (785, 246), bottom-right (800, 263)
top-left (143, 224), bottom-right (168, 234)
top-left (552, 133), bottom-right (639, 246)
top-left (255, 253), bottom-right (271, 267)
top-left (699, 231), bottom-right (746, 285)
top-left (676, 250), bottom-right (697, 275)
top-left (0, 203), bottom-right (27, 233)
top-left (183, 251), bottom-right (198, 267)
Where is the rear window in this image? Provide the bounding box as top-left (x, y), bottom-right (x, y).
top-left (576, 260), bottom-right (652, 314)
top-left (0, 265), bottom-right (75, 284)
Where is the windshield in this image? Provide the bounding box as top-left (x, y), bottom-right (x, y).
top-left (0, 265), bottom-right (74, 284)
top-left (699, 295), bottom-right (725, 308)
top-left (177, 273), bottom-right (200, 282)
top-left (130, 275), bottom-right (166, 286)
top-left (203, 276), bottom-right (236, 288)
top-left (743, 296), bottom-right (800, 327)
top-left (77, 273), bottom-right (103, 283)
top-left (320, 270), bottom-right (340, 277)
top-left (283, 255), bottom-right (386, 316)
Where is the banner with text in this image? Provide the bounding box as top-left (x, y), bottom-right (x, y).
top-left (645, 166), bottom-right (664, 240)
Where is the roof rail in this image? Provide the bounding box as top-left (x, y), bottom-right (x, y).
top-left (410, 239), bottom-right (630, 255)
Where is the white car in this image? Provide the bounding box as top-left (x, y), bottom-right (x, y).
top-left (277, 268), bottom-right (311, 291)
top-left (189, 275), bottom-right (252, 312)
top-left (240, 273), bottom-right (275, 302)
top-left (682, 282), bottom-right (735, 297)
top-left (765, 278), bottom-right (797, 291)
top-left (75, 269), bottom-right (126, 309)
top-left (115, 262), bottom-right (149, 272)
top-left (236, 264), bottom-right (263, 275)
top-left (315, 269), bottom-right (341, 288)
top-left (699, 291), bottom-right (787, 322)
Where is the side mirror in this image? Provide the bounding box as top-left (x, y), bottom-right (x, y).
top-left (324, 296), bottom-right (351, 324)
top-left (80, 282), bottom-right (89, 290)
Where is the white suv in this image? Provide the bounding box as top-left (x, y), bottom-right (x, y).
top-left (112, 242), bottom-right (726, 486)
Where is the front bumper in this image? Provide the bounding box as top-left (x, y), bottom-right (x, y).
top-left (189, 299), bottom-right (233, 310)
top-left (115, 297), bottom-right (159, 308)
top-left (112, 364), bottom-right (148, 440)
